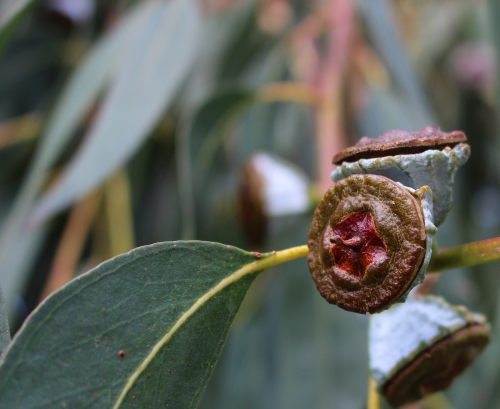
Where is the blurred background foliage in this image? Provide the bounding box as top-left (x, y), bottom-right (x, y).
top-left (0, 0), bottom-right (500, 408)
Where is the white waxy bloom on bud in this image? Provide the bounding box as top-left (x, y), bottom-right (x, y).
top-left (249, 153), bottom-right (311, 217)
top-left (239, 152), bottom-right (311, 245)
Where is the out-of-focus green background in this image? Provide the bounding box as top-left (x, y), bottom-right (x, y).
top-left (0, 0), bottom-right (499, 408)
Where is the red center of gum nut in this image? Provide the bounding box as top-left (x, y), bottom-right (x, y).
top-left (329, 211), bottom-right (387, 280)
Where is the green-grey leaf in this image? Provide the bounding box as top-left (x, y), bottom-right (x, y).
top-left (0, 0), bottom-right (36, 54)
top-left (30, 0), bottom-right (202, 225)
top-left (34, 1), bottom-right (156, 175)
top-left (0, 241), bottom-right (288, 408)
top-left (0, 286), bottom-right (10, 356)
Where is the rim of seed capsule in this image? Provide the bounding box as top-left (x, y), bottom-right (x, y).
top-left (382, 323), bottom-right (490, 407)
top-left (307, 174), bottom-right (427, 314)
top-left (332, 127), bottom-right (467, 165)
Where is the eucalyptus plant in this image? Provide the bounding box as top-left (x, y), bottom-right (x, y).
top-left (1, 1), bottom-right (500, 409)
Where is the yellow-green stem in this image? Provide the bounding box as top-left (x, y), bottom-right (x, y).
top-left (429, 237), bottom-right (500, 272)
top-left (270, 237), bottom-right (500, 277)
top-left (368, 377), bottom-right (380, 409)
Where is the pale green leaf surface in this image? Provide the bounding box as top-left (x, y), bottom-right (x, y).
top-left (30, 0), bottom-right (202, 225)
top-left (0, 241), bottom-right (265, 408)
top-left (34, 1), bottom-right (157, 174)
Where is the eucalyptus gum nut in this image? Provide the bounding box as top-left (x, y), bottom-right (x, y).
top-left (369, 296), bottom-right (490, 407)
top-left (331, 143), bottom-right (470, 226)
top-left (307, 174), bottom-right (434, 314)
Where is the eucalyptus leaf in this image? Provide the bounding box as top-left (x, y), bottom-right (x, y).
top-left (30, 0), bottom-right (202, 225)
top-left (0, 241), bottom-right (285, 408)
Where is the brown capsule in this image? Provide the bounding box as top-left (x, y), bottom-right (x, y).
top-left (239, 159), bottom-right (267, 246)
top-left (383, 324), bottom-right (490, 407)
top-left (307, 174), bottom-right (427, 314)
top-left (332, 126), bottom-right (467, 165)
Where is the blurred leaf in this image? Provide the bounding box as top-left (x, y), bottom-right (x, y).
top-left (192, 86), bottom-right (255, 183)
top-left (0, 241), bottom-right (266, 408)
top-left (34, 3), bottom-right (155, 175)
top-left (489, 0), bottom-right (500, 159)
top-left (217, 2), bottom-right (274, 80)
top-left (359, 87), bottom-right (431, 137)
top-left (411, 2), bottom-right (468, 78)
top-left (31, 0), bottom-right (201, 225)
top-left (0, 1), bottom-right (154, 315)
top-left (0, 225), bottom-right (47, 321)
top-left (0, 0), bottom-right (36, 54)
top-left (359, 0), bottom-right (435, 125)
top-left (177, 86), bottom-right (255, 239)
top-left (0, 287), bottom-right (9, 356)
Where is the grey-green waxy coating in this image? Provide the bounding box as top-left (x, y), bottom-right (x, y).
top-left (332, 144), bottom-right (470, 226)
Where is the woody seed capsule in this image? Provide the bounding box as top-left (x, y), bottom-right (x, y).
top-left (307, 174), bottom-right (436, 314)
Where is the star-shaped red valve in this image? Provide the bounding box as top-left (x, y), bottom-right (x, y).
top-left (329, 211), bottom-right (387, 280)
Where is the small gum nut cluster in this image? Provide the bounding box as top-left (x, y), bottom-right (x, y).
top-left (369, 296), bottom-right (490, 407)
top-left (308, 126), bottom-right (473, 313)
top-left (308, 127), bottom-right (491, 403)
